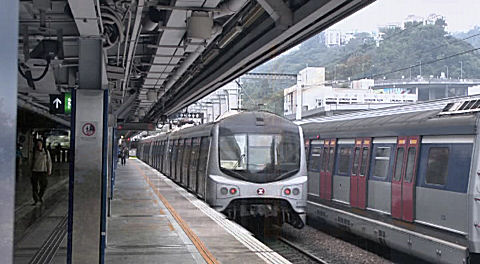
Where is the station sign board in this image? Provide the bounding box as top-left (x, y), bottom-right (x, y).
top-left (175, 112), bottom-right (204, 119)
top-left (49, 92), bottom-right (72, 115)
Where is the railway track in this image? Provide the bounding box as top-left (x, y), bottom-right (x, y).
top-left (251, 222), bottom-right (393, 264)
top-left (259, 226), bottom-right (328, 264)
top-left (276, 236), bottom-right (328, 264)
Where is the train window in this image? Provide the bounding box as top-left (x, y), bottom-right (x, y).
top-left (352, 147), bottom-right (360, 175)
top-left (359, 147), bottom-right (369, 176)
top-left (198, 137), bottom-right (210, 197)
top-left (322, 148), bottom-right (329, 171)
top-left (219, 133), bottom-right (300, 183)
top-left (177, 139), bottom-right (184, 181)
top-left (327, 147), bottom-right (335, 172)
top-left (393, 148), bottom-right (405, 181)
top-left (219, 134), bottom-right (247, 170)
top-left (172, 140), bottom-right (178, 179)
top-left (337, 147), bottom-right (351, 175)
top-left (425, 147), bottom-right (449, 185)
top-left (305, 139), bottom-right (310, 161)
top-left (372, 146), bottom-right (391, 179)
top-left (190, 138), bottom-right (201, 190)
top-left (248, 135), bottom-right (274, 172)
top-left (275, 134), bottom-right (300, 166)
top-left (404, 148), bottom-right (416, 183)
top-left (183, 139), bottom-right (192, 184)
top-left (308, 145), bottom-right (322, 172)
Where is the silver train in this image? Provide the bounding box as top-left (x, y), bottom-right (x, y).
top-left (138, 111), bottom-right (307, 228)
top-left (301, 97), bottom-right (480, 264)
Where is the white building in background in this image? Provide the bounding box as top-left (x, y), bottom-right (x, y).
top-left (187, 81), bottom-right (242, 123)
top-left (324, 30), bottom-right (356, 47)
top-left (325, 30), bottom-right (341, 47)
top-left (403, 14), bottom-right (424, 26)
top-left (284, 67), bottom-right (418, 120)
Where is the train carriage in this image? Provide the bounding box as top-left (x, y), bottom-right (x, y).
top-left (138, 111), bottom-right (307, 228)
top-left (300, 96), bottom-right (480, 264)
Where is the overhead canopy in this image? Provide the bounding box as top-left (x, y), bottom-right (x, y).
top-left (18, 0), bottom-right (375, 124)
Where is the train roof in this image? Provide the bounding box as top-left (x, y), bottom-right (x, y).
top-left (300, 95), bottom-right (480, 138)
top-left (141, 111), bottom-right (297, 141)
top-left (218, 111), bottom-right (298, 135)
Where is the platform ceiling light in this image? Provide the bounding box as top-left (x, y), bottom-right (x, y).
top-left (187, 11), bottom-right (213, 40)
top-left (218, 26), bottom-right (242, 49)
top-left (202, 48), bottom-right (219, 65)
top-left (147, 90), bottom-right (157, 101)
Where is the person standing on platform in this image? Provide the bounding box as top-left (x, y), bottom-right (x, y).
top-left (121, 146), bottom-right (128, 166)
top-left (31, 140), bottom-right (52, 205)
top-left (55, 143), bottom-right (61, 163)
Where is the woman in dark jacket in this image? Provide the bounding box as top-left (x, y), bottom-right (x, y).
top-left (31, 140), bottom-right (52, 205)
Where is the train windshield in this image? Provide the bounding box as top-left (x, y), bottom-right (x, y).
top-left (219, 133), bottom-right (300, 183)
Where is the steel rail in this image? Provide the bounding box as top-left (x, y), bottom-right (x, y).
top-left (278, 236), bottom-right (328, 264)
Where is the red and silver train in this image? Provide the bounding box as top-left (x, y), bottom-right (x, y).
top-left (301, 97), bottom-right (480, 264)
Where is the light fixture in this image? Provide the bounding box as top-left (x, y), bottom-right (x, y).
top-left (218, 26), bottom-right (242, 49)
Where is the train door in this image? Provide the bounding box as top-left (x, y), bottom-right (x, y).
top-left (319, 140), bottom-right (328, 199)
top-left (350, 138), bottom-right (372, 209)
top-left (350, 140), bottom-right (361, 208)
top-left (320, 139), bottom-right (336, 200)
top-left (307, 140), bottom-right (323, 197)
top-left (153, 141), bottom-right (158, 169)
top-left (391, 136), bottom-right (419, 222)
top-left (197, 137), bottom-right (210, 198)
top-left (402, 136), bottom-right (420, 222)
top-left (177, 139), bottom-right (184, 184)
top-left (161, 141), bottom-right (165, 172)
top-left (358, 138), bottom-right (371, 209)
top-left (171, 140), bottom-right (178, 181)
top-left (190, 138), bottom-right (201, 192)
top-left (155, 140), bottom-right (162, 170)
top-left (391, 137), bottom-right (406, 219)
top-left (183, 139), bottom-right (192, 187)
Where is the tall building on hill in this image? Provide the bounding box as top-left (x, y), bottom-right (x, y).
top-left (324, 30), bottom-right (356, 47)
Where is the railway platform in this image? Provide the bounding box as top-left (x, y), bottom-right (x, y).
top-left (106, 158), bottom-right (289, 264)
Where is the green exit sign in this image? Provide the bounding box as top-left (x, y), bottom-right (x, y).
top-left (64, 92), bottom-right (71, 114)
top-left (49, 92), bottom-right (72, 115)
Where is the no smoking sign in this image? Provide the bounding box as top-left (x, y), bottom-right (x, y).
top-left (82, 123), bottom-right (96, 136)
top-left (79, 121), bottom-right (98, 139)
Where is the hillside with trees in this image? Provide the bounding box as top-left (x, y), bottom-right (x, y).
top-left (241, 19), bottom-right (480, 115)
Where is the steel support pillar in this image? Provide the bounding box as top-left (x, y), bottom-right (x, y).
top-left (107, 125), bottom-right (114, 218)
top-left (67, 38), bottom-right (108, 263)
top-left (296, 84), bottom-right (303, 120)
top-left (0, 1), bottom-right (19, 263)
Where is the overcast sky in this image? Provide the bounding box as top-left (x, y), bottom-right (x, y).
top-left (330, 0), bottom-right (480, 33)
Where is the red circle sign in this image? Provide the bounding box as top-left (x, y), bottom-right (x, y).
top-left (82, 123), bottom-right (96, 136)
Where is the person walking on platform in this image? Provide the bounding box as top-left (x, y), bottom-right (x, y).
top-left (31, 140), bottom-right (52, 205)
top-left (121, 146), bottom-right (128, 166)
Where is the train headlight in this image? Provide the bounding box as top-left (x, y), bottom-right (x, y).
top-left (293, 188), bottom-right (300, 196)
top-left (282, 185), bottom-right (302, 199)
top-left (220, 187), bottom-right (228, 195)
top-left (217, 185), bottom-right (239, 198)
